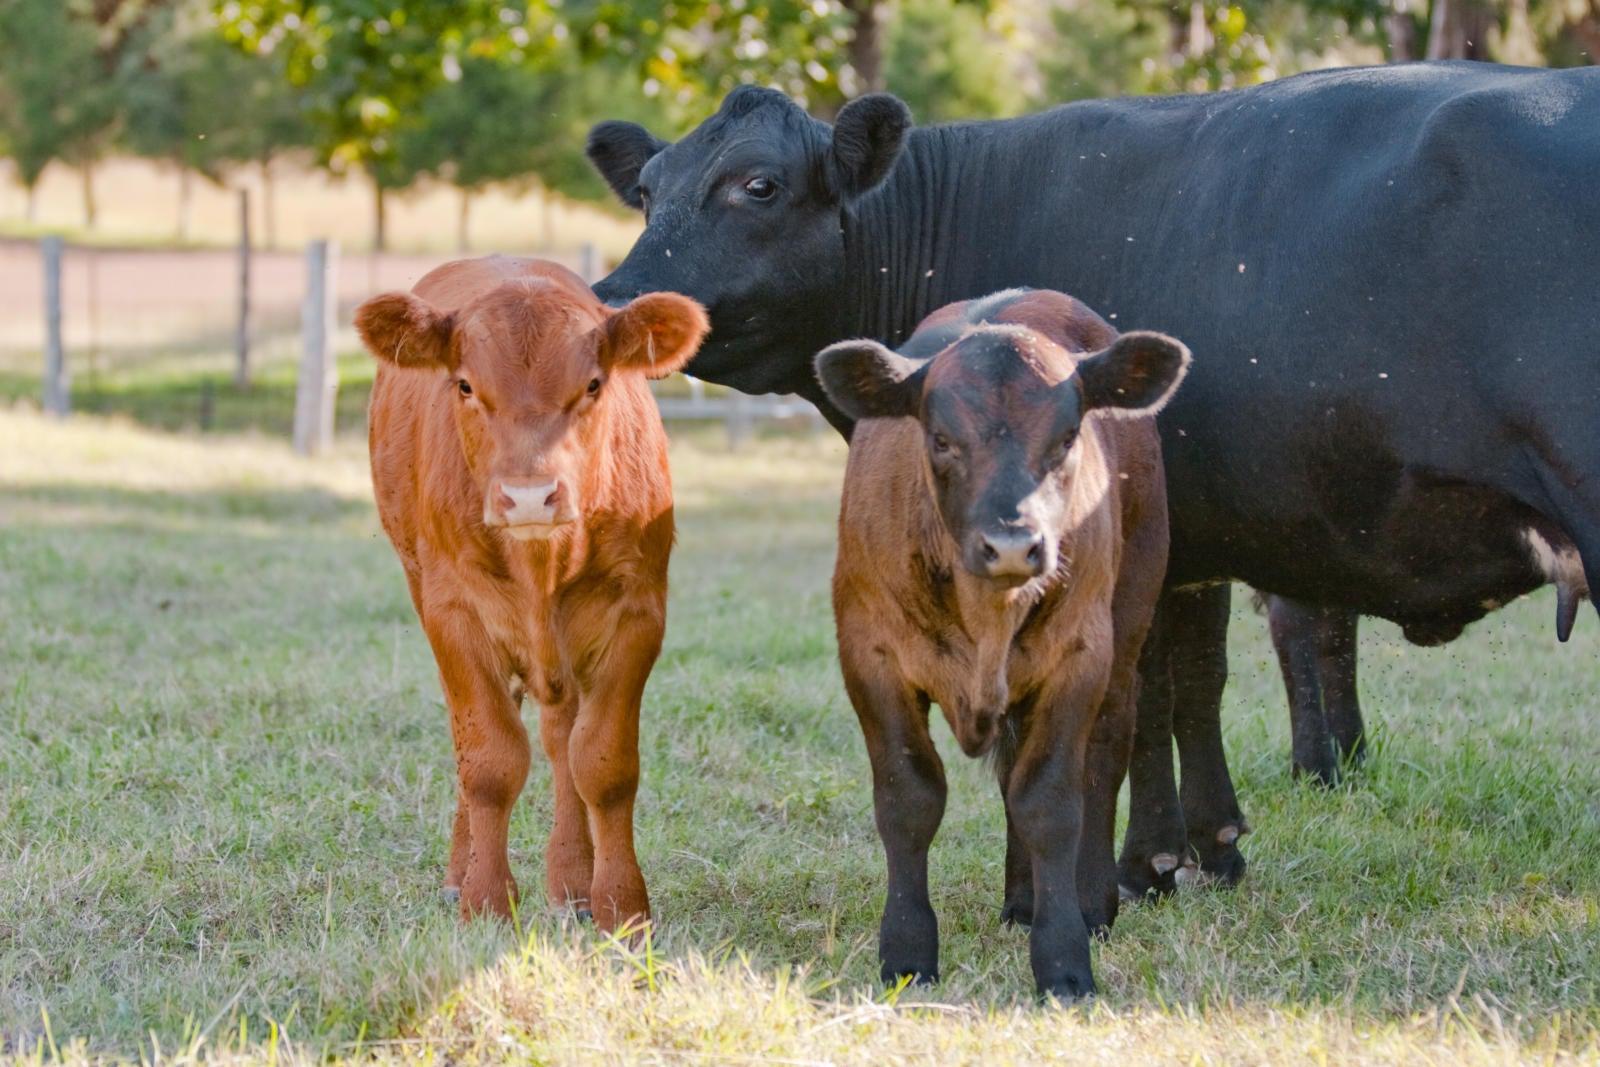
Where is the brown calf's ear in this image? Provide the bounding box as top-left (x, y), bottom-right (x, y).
top-left (814, 339), bottom-right (927, 421)
top-left (602, 292), bottom-right (710, 379)
top-left (354, 292), bottom-right (455, 370)
top-left (1075, 331), bottom-right (1191, 417)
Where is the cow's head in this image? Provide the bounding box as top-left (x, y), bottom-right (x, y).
top-left (586, 86), bottom-right (911, 400)
top-left (817, 326), bottom-right (1189, 586)
top-left (355, 280), bottom-right (707, 540)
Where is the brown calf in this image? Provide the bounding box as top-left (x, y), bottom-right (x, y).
top-left (356, 256), bottom-right (707, 929)
top-left (815, 288), bottom-right (1189, 999)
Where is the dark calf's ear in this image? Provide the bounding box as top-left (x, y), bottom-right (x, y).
top-left (354, 292), bottom-right (454, 370)
top-left (586, 121), bottom-right (669, 211)
top-left (602, 292), bottom-right (710, 378)
top-left (1075, 331), bottom-right (1191, 416)
top-left (814, 340), bottom-right (927, 420)
top-left (830, 94), bottom-right (911, 199)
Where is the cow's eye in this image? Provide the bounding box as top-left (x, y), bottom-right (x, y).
top-left (587, 377), bottom-right (601, 396)
top-left (457, 379), bottom-right (473, 398)
top-left (743, 177), bottom-right (777, 200)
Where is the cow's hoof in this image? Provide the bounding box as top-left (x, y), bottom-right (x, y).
top-left (1081, 906), bottom-right (1115, 941)
top-left (1116, 849), bottom-right (1183, 900)
top-left (441, 885), bottom-right (462, 905)
top-left (1000, 895), bottom-right (1034, 928)
top-left (1187, 821), bottom-right (1249, 887)
top-left (1036, 973), bottom-right (1095, 1004)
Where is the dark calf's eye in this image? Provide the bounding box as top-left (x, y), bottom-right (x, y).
top-left (931, 432), bottom-right (951, 454)
top-left (744, 177), bottom-right (776, 200)
top-left (457, 379), bottom-right (473, 398)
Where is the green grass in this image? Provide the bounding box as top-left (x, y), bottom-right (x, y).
top-left (1, 406), bottom-right (1596, 1065)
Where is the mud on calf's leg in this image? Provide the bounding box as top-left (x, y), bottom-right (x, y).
top-left (1171, 584), bottom-right (1249, 885)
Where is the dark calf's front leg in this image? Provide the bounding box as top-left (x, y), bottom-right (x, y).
top-left (1007, 697), bottom-right (1097, 1001)
top-left (842, 649), bottom-right (946, 987)
top-left (998, 743), bottom-right (1034, 927)
top-left (1171, 583), bottom-right (1249, 884)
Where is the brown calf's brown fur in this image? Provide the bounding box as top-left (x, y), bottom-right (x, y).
top-left (357, 256), bottom-right (707, 930)
top-left (818, 288), bottom-right (1189, 998)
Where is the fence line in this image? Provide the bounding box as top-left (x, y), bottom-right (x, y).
top-left (20, 236), bottom-right (825, 447)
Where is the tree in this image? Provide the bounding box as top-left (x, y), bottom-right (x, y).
top-left (0, 0), bottom-right (119, 224)
top-left (883, 0), bottom-right (1027, 121)
top-left (217, 1), bottom-right (512, 251)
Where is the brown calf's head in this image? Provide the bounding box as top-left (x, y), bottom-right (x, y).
top-left (356, 279), bottom-right (708, 539)
top-left (817, 324), bottom-right (1189, 586)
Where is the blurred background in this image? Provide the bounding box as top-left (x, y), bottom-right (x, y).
top-left (0, 0), bottom-right (1595, 440)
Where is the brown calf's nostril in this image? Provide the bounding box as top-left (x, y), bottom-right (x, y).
top-left (544, 485), bottom-right (561, 508)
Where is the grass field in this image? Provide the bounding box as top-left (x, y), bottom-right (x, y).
top-left (2, 404), bottom-right (1597, 1065)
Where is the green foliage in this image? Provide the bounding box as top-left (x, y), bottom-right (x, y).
top-left (0, 0), bottom-right (118, 187)
top-left (883, 0), bottom-right (1027, 122)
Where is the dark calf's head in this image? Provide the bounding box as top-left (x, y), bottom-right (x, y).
top-left (355, 281), bottom-right (707, 539)
top-left (817, 324), bottom-right (1190, 587)
top-left (586, 87), bottom-right (911, 394)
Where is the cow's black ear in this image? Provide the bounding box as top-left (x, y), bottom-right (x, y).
top-left (586, 121), bottom-right (669, 210)
top-left (1075, 331), bottom-right (1191, 417)
top-left (829, 94), bottom-right (911, 199)
top-left (815, 339), bottom-right (926, 420)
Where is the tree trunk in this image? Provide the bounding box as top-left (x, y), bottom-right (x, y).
top-left (1426, 0), bottom-right (1495, 59)
top-left (261, 158), bottom-right (277, 250)
top-left (372, 176), bottom-right (388, 253)
top-left (541, 192), bottom-right (555, 251)
top-left (842, 0), bottom-right (884, 94)
top-left (25, 182), bottom-right (38, 225)
top-left (1385, 0), bottom-right (1421, 60)
top-left (457, 188), bottom-right (471, 253)
top-left (81, 163), bottom-right (97, 229)
top-left (176, 165), bottom-right (192, 241)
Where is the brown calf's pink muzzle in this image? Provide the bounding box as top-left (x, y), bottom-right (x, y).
top-left (489, 477), bottom-right (571, 536)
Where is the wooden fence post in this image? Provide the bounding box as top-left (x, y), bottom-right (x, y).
top-left (579, 242), bottom-right (601, 285)
top-left (41, 236), bottom-right (68, 417)
top-left (727, 389), bottom-right (752, 449)
top-left (235, 188), bottom-right (252, 388)
top-left (293, 239), bottom-right (339, 455)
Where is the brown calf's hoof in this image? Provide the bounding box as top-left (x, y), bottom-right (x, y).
top-left (441, 885), bottom-right (461, 905)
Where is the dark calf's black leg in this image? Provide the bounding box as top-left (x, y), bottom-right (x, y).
top-left (844, 665), bottom-right (947, 987)
top-left (1009, 737), bottom-right (1095, 1001)
top-left (1119, 600), bottom-right (1189, 897)
top-left (998, 738), bottom-right (1034, 927)
top-left (1170, 584), bottom-right (1250, 885)
top-left (1267, 595), bottom-right (1339, 784)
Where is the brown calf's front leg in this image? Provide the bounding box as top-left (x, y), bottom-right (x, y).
top-left (538, 695), bottom-right (594, 915)
top-left (567, 606), bottom-right (662, 933)
top-left (425, 608), bottom-right (532, 920)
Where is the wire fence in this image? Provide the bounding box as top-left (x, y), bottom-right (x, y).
top-left (0, 232), bottom-right (825, 446)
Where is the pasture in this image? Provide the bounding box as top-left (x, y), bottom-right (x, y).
top-left (1, 404), bottom-right (1597, 1064)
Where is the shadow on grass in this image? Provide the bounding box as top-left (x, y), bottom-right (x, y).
top-left (3, 480), bottom-right (371, 527)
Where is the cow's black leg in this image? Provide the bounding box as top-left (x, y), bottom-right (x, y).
top-left (1316, 608), bottom-right (1366, 767)
top-left (1171, 583), bottom-right (1249, 884)
top-left (1266, 595), bottom-right (1338, 784)
top-left (1118, 598), bottom-right (1189, 897)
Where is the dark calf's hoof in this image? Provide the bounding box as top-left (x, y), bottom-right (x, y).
top-left (1036, 971), bottom-right (1096, 1003)
top-left (882, 964), bottom-right (939, 988)
top-left (1080, 904), bottom-right (1116, 941)
top-left (1292, 757), bottom-right (1341, 788)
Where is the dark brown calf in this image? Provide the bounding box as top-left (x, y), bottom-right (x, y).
top-left (815, 288), bottom-right (1189, 999)
top-left (356, 256), bottom-right (707, 929)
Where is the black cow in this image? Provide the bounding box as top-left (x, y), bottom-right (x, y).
top-left (588, 62), bottom-right (1600, 903)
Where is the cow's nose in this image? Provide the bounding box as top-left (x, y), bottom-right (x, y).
top-left (494, 478), bottom-right (562, 525)
top-left (979, 528), bottom-right (1047, 579)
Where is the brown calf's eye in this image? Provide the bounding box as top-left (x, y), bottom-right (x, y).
top-left (457, 379), bottom-right (473, 398)
top-left (587, 377), bottom-right (601, 396)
